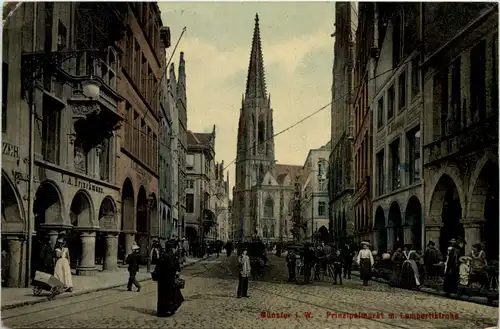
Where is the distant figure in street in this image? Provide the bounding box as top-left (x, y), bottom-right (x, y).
top-left (150, 240), bottom-right (162, 265)
top-left (126, 244), bottom-right (141, 292)
top-left (153, 241), bottom-right (183, 317)
top-left (302, 245), bottom-right (316, 284)
top-left (400, 244), bottom-right (421, 289)
top-left (341, 244), bottom-right (354, 279)
top-left (286, 249), bottom-right (296, 282)
top-left (225, 241), bottom-right (234, 257)
top-left (457, 256), bottom-right (472, 297)
top-left (332, 249), bottom-right (344, 285)
top-left (237, 249), bottom-right (251, 298)
top-left (390, 247), bottom-right (404, 286)
top-left (356, 241), bottom-right (374, 286)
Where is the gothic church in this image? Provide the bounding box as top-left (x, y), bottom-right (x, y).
top-left (233, 14), bottom-right (305, 242)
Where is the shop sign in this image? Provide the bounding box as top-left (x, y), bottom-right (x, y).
top-left (61, 174), bottom-right (104, 193)
top-left (3, 142), bottom-right (19, 158)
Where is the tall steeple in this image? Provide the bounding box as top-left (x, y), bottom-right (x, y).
top-left (245, 14), bottom-right (267, 100)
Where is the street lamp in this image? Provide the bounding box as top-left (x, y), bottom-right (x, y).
top-left (146, 193), bottom-right (156, 273)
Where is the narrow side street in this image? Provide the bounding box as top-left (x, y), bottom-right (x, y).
top-left (2, 254), bottom-right (497, 329)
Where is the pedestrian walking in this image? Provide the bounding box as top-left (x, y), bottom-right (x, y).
top-left (286, 249), bottom-right (296, 282)
top-left (126, 244), bottom-right (141, 292)
top-left (423, 241), bottom-right (442, 279)
top-left (356, 241), bottom-right (374, 286)
top-left (302, 244), bottom-right (315, 284)
top-left (237, 249), bottom-right (251, 298)
top-left (152, 240), bottom-right (184, 317)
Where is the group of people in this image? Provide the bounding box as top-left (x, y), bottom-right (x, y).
top-left (285, 242), bottom-right (357, 285)
top-left (126, 239), bottom-right (185, 317)
top-left (35, 234), bottom-right (73, 292)
top-left (371, 237), bottom-right (493, 297)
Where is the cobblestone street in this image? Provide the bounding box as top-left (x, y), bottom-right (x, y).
top-left (2, 254), bottom-right (498, 329)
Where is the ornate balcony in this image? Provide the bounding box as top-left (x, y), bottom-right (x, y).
top-left (424, 117), bottom-right (498, 166)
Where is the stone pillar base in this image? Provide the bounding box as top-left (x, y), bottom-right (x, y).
top-left (76, 267), bottom-right (97, 276)
top-left (103, 233), bottom-right (119, 271)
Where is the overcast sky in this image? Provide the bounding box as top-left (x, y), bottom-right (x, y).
top-left (160, 2), bottom-right (334, 189)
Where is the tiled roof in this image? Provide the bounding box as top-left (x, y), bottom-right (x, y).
top-left (187, 131), bottom-right (212, 147)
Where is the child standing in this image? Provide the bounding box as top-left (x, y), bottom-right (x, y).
top-left (458, 256), bottom-right (471, 297)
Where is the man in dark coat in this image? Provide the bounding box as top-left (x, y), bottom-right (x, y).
top-left (286, 249), bottom-right (297, 282)
top-left (443, 238), bottom-right (461, 297)
top-left (424, 241), bottom-right (442, 279)
top-left (341, 244), bottom-right (355, 279)
top-left (302, 245), bottom-right (315, 284)
top-left (126, 244), bottom-right (141, 292)
top-left (153, 241), bottom-right (183, 317)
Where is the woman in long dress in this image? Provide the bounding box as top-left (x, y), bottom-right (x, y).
top-left (400, 244), bottom-right (421, 289)
top-left (153, 240), bottom-right (183, 317)
top-left (356, 241), bottom-right (374, 286)
top-left (54, 240), bottom-right (73, 292)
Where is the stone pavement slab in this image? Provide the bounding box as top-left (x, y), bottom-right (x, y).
top-left (1, 256), bottom-right (206, 310)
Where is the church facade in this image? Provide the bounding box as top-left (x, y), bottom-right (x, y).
top-left (233, 14), bottom-right (305, 243)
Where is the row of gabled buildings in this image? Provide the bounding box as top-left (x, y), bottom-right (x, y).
top-left (1, 2), bottom-right (230, 288)
top-left (329, 2), bottom-right (498, 259)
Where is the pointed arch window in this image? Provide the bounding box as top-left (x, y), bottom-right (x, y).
top-left (264, 197), bottom-right (274, 218)
top-left (258, 116), bottom-right (265, 143)
top-left (263, 225), bottom-right (268, 238)
top-left (270, 225), bottom-right (275, 237)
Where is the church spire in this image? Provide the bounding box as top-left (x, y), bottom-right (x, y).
top-left (245, 14), bottom-right (267, 100)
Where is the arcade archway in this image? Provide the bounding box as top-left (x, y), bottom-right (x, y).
top-left (186, 226), bottom-right (198, 244)
top-left (405, 196), bottom-right (422, 250)
top-left (68, 191), bottom-right (93, 268)
top-left (34, 182), bottom-right (63, 232)
top-left (471, 162), bottom-right (499, 261)
top-left (2, 172), bottom-right (23, 225)
top-left (96, 197), bottom-right (116, 265)
top-left (388, 202), bottom-right (403, 249)
top-left (430, 175), bottom-right (464, 255)
top-left (136, 186), bottom-right (148, 262)
top-left (374, 206), bottom-right (387, 252)
top-left (119, 178), bottom-right (134, 262)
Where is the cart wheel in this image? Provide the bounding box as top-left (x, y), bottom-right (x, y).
top-left (33, 287), bottom-right (43, 296)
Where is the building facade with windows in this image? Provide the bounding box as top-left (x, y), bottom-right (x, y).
top-left (1, 3), bottom-right (137, 286)
top-left (214, 162), bottom-right (231, 242)
top-left (158, 41), bottom-right (175, 242)
top-left (329, 2), bottom-right (357, 246)
top-left (184, 129), bottom-right (217, 244)
top-left (301, 143), bottom-right (331, 241)
top-left (421, 4), bottom-right (498, 257)
top-left (118, 2), bottom-right (168, 263)
top-left (352, 3), bottom-right (377, 244)
top-left (371, 4), bottom-right (423, 253)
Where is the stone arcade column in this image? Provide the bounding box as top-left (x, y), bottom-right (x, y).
top-left (424, 224), bottom-right (442, 251)
top-left (124, 232), bottom-right (136, 257)
top-left (77, 231), bottom-right (97, 276)
top-left (6, 236), bottom-right (24, 287)
top-left (103, 233), bottom-right (119, 271)
top-left (386, 227), bottom-right (395, 252)
top-left (462, 220), bottom-right (483, 255)
top-left (404, 226), bottom-right (414, 247)
top-left (48, 230), bottom-right (60, 249)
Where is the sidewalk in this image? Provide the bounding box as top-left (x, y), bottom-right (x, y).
top-left (1, 256), bottom-right (208, 311)
top-left (351, 270), bottom-right (498, 307)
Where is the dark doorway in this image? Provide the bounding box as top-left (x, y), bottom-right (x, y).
top-left (374, 207), bottom-right (387, 252)
top-left (389, 202), bottom-right (404, 249)
top-left (405, 196), bottom-right (423, 251)
top-left (436, 176), bottom-right (464, 256)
